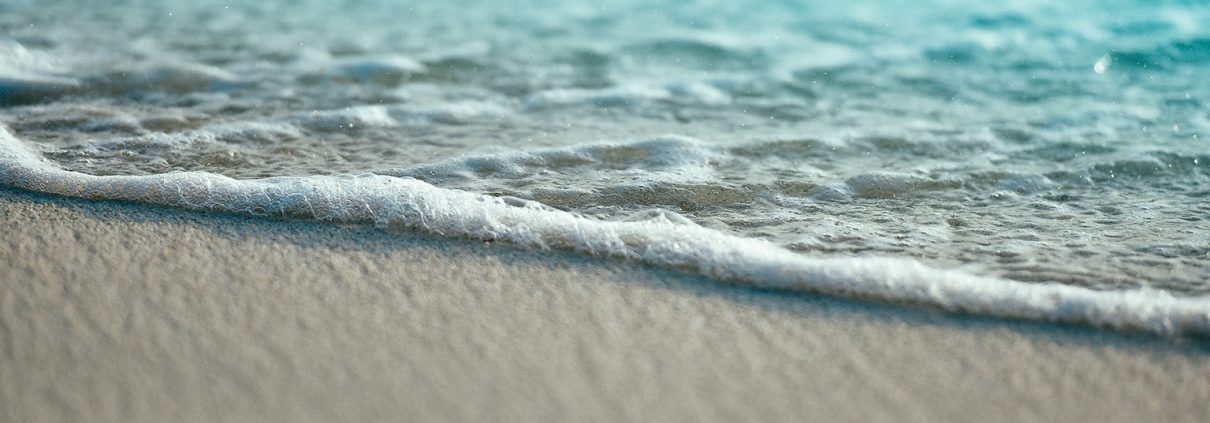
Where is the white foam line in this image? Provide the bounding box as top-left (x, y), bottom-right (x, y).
top-left (2, 126), bottom-right (1208, 336)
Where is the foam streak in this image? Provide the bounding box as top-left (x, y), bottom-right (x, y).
top-left (2, 126), bottom-right (1207, 336)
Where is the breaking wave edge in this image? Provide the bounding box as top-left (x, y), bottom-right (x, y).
top-left (2, 125), bottom-right (1207, 337)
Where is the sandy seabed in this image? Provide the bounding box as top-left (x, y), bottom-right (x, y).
top-left (1, 187), bottom-right (1208, 422)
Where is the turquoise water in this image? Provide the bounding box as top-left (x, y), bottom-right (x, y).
top-left (2, 0), bottom-right (1209, 333)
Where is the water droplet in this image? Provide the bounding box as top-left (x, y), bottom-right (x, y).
top-left (1094, 54), bottom-right (1112, 74)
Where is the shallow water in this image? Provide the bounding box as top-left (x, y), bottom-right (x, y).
top-left (2, 0), bottom-right (1209, 331)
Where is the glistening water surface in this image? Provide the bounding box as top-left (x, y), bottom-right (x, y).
top-left (2, 0), bottom-right (1209, 332)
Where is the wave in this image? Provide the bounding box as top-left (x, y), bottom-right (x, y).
top-left (2, 125), bottom-right (1207, 336)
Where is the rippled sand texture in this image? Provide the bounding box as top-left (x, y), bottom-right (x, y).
top-left (2, 0), bottom-right (1208, 294)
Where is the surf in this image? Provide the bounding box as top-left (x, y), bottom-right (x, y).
top-left (3, 125), bottom-right (1207, 336)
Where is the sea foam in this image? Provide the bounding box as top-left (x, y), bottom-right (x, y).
top-left (2, 125), bottom-right (1207, 337)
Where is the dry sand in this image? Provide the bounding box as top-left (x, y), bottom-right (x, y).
top-left (1, 187), bottom-right (1208, 422)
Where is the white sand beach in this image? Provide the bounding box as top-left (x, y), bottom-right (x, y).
top-left (2, 187), bottom-right (1208, 422)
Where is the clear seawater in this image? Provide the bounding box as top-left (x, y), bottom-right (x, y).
top-left (2, 0), bottom-right (1209, 333)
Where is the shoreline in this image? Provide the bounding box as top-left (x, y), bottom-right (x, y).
top-left (2, 186), bottom-right (1209, 422)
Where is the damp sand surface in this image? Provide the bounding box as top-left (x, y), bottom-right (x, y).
top-left (2, 188), bottom-right (1209, 422)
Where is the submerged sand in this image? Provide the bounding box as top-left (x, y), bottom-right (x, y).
top-left (1, 187), bottom-right (1208, 422)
